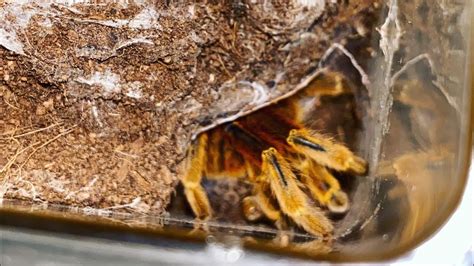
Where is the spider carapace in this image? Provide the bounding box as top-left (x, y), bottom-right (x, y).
top-left (181, 71), bottom-right (367, 240)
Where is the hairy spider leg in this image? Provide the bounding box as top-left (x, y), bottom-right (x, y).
top-left (296, 159), bottom-right (349, 213)
top-left (182, 133), bottom-right (212, 219)
top-left (287, 129), bottom-right (367, 175)
top-left (261, 148), bottom-right (333, 237)
top-left (242, 180), bottom-right (282, 222)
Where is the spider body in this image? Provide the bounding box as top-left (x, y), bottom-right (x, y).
top-left (181, 71), bottom-right (367, 240)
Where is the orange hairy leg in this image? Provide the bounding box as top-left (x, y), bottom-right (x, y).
top-left (182, 133), bottom-right (212, 219)
top-left (297, 159), bottom-right (349, 213)
top-left (287, 129), bottom-right (367, 175)
top-left (242, 181), bottom-right (282, 222)
top-left (261, 148), bottom-right (333, 237)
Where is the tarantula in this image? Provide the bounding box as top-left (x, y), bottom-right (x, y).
top-left (181, 71), bottom-right (367, 239)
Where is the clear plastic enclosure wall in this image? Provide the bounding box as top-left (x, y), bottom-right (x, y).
top-left (0, 0), bottom-right (472, 262)
top-left (339, 0), bottom-right (473, 259)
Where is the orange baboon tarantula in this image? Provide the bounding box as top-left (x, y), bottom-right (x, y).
top-left (181, 71), bottom-right (367, 239)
